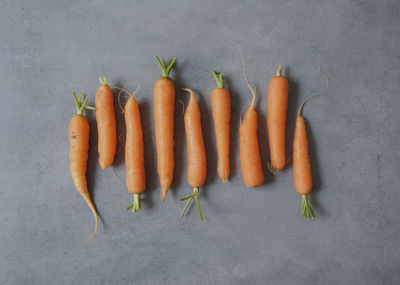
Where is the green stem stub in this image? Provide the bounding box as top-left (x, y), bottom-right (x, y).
top-left (276, 65), bottom-right (283, 77)
top-left (180, 187), bottom-right (203, 222)
top-left (155, 56), bottom-right (176, 78)
top-left (212, 71), bottom-right (224, 88)
top-left (126, 193), bottom-right (141, 213)
top-left (301, 194), bottom-right (315, 219)
top-left (99, 77), bottom-right (108, 85)
top-left (72, 91), bottom-right (95, 115)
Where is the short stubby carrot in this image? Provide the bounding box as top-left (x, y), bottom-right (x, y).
top-left (96, 77), bottom-right (116, 169)
top-left (154, 56), bottom-right (176, 202)
top-left (293, 95), bottom-right (320, 219)
top-left (180, 88), bottom-right (206, 221)
top-left (238, 51), bottom-right (264, 187)
top-left (211, 71), bottom-right (231, 182)
top-left (69, 92), bottom-right (97, 242)
top-left (267, 65), bottom-right (289, 173)
top-left (124, 96), bottom-right (146, 213)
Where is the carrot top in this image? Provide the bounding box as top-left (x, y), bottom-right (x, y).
top-left (155, 56), bottom-right (176, 78)
top-left (126, 194), bottom-right (141, 213)
top-left (180, 187), bottom-right (203, 222)
top-left (72, 92), bottom-right (95, 115)
top-left (212, 71), bottom-right (224, 88)
top-left (99, 77), bottom-right (108, 86)
top-left (276, 65), bottom-right (283, 77)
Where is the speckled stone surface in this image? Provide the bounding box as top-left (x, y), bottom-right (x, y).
top-left (1, 0), bottom-right (399, 284)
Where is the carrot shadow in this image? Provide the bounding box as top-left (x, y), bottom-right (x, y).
top-left (140, 100), bottom-right (156, 209)
top-left (224, 77), bottom-right (240, 182)
top-left (285, 68), bottom-right (299, 168)
top-left (198, 93), bottom-right (215, 201)
top-left (170, 63), bottom-right (186, 198)
top-left (305, 119), bottom-right (325, 217)
top-left (255, 87), bottom-right (275, 186)
top-left (112, 80), bottom-right (126, 168)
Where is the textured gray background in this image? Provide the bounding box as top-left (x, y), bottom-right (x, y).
top-left (1, 0), bottom-right (399, 284)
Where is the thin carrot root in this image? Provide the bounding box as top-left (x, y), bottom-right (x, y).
top-left (126, 193), bottom-right (141, 213)
top-left (81, 193), bottom-right (98, 244)
top-left (297, 94), bottom-right (322, 117)
top-left (301, 194), bottom-right (315, 219)
top-left (180, 187), bottom-right (203, 222)
top-left (160, 189), bottom-right (168, 203)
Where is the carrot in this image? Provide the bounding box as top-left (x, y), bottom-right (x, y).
top-left (267, 65), bottom-right (289, 173)
top-left (124, 96), bottom-right (146, 213)
top-left (69, 92), bottom-right (97, 241)
top-left (179, 88), bottom-right (206, 221)
top-left (211, 71), bottom-right (231, 182)
top-left (239, 53), bottom-right (264, 187)
top-left (154, 56), bottom-right (176, 202)
top-left (293, 95), bottom-right (320, 219)
top-left (96, 77), bottom-right (116, 170)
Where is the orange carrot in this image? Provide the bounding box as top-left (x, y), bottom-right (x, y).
top-left (293, 95), bottom-right (320, 219)
top-left (267, 65), bottom-right (289, 173)
top-left (69, 92), bottom-right (98, 241)
top-left (124, 96), bottom-right (146, 213)
top-left (180, 88), bottom-right (206, 221)
top-left (211, 71), bottom-right (231, 182)
top-left (154, 56), bottom-right (176, 202)
top-left (96, 77), bottom-right (116, 169)
top-left (239, 53), bottom-right (264, 187)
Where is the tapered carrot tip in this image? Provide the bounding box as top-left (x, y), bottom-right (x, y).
top-left (160, 188), bottom-right (168, 202)
top-left (81, 192), bottom-right (98, 244)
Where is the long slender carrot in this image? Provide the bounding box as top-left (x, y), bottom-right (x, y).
top-left (96, 77), bottom-right (116, 169)
top-left (154, 56), bottom-right (176, 202)
top-left (124, 96), bottom-right (146, 213)
top-left (69, 92), bottom-right (98, 241)
top-left (180, 88), bottom-right (206, 221)
top-left (267, 65), bottom-right (289, 173)
top-left (293, 95), bottom-right (320, 219)
top-left (239, 53), bottom-right (264, 187)
top-left (211, 71), bottom-right (231, 182)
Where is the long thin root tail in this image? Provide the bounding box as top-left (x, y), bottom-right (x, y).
top-left (81, 193), bottom-right (98, 244)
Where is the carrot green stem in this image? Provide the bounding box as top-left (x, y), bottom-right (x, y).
top-left (301, 194), bottom-right (315, 219)
top-left (212, 71), bottom-right (224, 88)
top-left (155, 56), bottom-right (176, 78)
top-left (276, 65), bottom-right (283, 77)
top-left (72, 92), bottom-right (95, 115)
top-left (180, 187), bottom-right (203, 222)
top-left (126, 194), bottom-right (141, 213)
top-left (99, 77), bottom-right (108, 85)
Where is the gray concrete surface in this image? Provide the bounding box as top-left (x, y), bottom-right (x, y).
top-left (1, 0), bottom-right (400, 284)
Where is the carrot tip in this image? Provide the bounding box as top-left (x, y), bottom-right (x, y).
top-left (160, 191), bottom-right (167, 202)
top-left (301, 194), bottom-right (315, 219)
top-left (267, 162), bottom-right (281, 175)
top-left (81, 194), bottom-right (98, 244)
